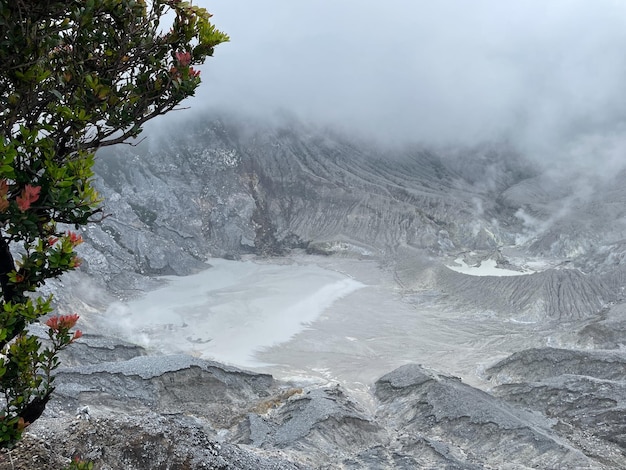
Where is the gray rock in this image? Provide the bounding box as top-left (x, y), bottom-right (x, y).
top-left (487, 347), bottom-right (626, 466)
top-left (485, 347), bottom-right (626, 384)
top-left (232, 386), bottom-right (388, 468)
top-left (55, 354), bottom-right (280, 430)
top-left (374, 364), bottom-right (598, 469)
top-left (577, 302), bottom-right (626, 349)
top-left (495, 376), bottom-right (626, 450)
top-left (438, 266), bottom-right (615, 320)
top-left (26, 411), bottom-right (307, 470)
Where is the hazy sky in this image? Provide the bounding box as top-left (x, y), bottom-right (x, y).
top-left (193, 1), bottom-right (626, 165)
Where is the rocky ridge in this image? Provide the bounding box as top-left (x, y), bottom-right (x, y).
top-left (5, 336), bottom-right (625, 469)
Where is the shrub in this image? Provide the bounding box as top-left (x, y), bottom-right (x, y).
top-left (0, 0), bottom-right (228, 446)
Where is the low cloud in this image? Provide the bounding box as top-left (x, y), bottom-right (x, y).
top-left (177, 1), bottom-right (626, 171)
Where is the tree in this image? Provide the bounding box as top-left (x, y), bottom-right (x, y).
top-left (0, 0), bottom-right (228, 446)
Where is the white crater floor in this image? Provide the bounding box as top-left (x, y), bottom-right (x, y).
top-left (99, 255), bottom-right (569, 394)
top-left (447, 258), bottom-right (534, 276)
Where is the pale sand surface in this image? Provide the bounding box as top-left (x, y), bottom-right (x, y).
top-left (104, 257), bottom-right (364, 367)
top-left (102, 255), bottom-right (571, 397)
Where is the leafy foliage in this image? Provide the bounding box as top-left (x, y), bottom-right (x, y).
top-left (63, 456), bottom-right (94, 470)
top-left (0, 0), bottom-right (228, 446)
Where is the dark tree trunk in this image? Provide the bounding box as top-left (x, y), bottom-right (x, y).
top-left (0, 235), bottom-right (50, 430)
top-left (0, 235), bottom-right (16, 303)
top-left (20, 391), bottom-right (52, 426)
top-left (0, 235), bottom-right (24, 350)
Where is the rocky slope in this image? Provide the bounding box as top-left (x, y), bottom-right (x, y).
top-left (83, 113), bottom-right (626, 320)
top-left (6, 113), bottom-right (626, 468)
top-left (4, 335), bottom-right (624, 469)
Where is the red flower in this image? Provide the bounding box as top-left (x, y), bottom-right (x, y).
top-left (45, 316), bottom-right (59, 330)
top-left (61, 314), bottom-right (80, 329)
top-left (16, 185), bottom-right (41, 211)
top-left (72, 330), bottom-right (83, 341)
top-left (189, 67), bottom-right (201, 78)
top-left (175, 51), bottom-right (191, 67)
top-left (48, 236), bottom-right (59, 246)
top-left (46, 313), bottom-right (80, 331)
top-left (67, 231), bottom-right (83, 246)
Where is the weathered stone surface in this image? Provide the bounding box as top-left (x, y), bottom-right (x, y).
top-left (485, 347), bottom-right (626, 384)
top-left (13, 412), bottom-right (308, 470)
top-left (374, 364), bottom-right (598, 469)
top-left (577, 302), bottom-right (626, 349)
top-left (40, 350), bottom-right (619, 469)
top-left (54, 354), bottom-right (282, 430)
top-left (437, 266), bottom-right (614, 320)
top-left (487, 347), bottom-right (626, 467)
top-left (232, 386), bottom-right (389, 468)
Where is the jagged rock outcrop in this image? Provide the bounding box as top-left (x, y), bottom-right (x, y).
top-left (15, 344), bottom-right (621, 469)
top-left (232, 386), bottom-right (389, 468)
top-left (485, 347), bottom-right (626, 383)
top-left (5, 412), bottom-right (307, 470)
top-left (54, 354), bottom-right (282, 430)
top-left (374, 364), bottom-right (598, 469)
top-left (486, 348), bottom-right (626, 467)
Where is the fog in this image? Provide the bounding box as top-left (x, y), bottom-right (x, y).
top-left (70, 3), bottom-right (626, 421)
top-left (184, 0), bottom-right (626, 171)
